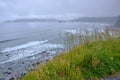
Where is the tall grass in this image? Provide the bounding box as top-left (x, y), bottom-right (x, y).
top-left (22, 28), bottom-right (120, 80)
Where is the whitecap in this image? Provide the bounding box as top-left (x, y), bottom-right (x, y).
top-left (1, 40), bottom-right (48, 53)
top-left (65, 30), bottom-right (79, 34)
top-left (0, 40), bottom-right (63, 64)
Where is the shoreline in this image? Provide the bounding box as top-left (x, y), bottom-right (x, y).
top-left (0, 50), bottom-right (61, 80)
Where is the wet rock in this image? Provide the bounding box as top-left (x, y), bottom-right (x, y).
top-left (0, 78), bottom-right (4, 80)
top-left (5, 54), bottom-right (10, 56)
top-left (8, 68), bottom-right (12, 70)
top-left (36, 61), bottom-right (40, 65)
top-left (21, 73), bottom-right (26, 77)
top-left (3, 72), bottom-right (11, 75)
top-left (11, 63), bottom-right (14, 64)
top-left (22, 62), bottom-right (24, 64)
top-left (9, 77), bottom-right (14, 80)
top-left (32, 63), bottom-right (35, 66)
top-left (0, 50), bottom-right (62, 80)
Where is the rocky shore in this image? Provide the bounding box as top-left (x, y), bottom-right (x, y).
top-left (0, 50), bottom-right (120, 80)
top-left (0, 50), bottom-right (60, 80)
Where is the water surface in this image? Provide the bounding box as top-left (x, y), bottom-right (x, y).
top-left (0, 22), bottom-right (110, 63)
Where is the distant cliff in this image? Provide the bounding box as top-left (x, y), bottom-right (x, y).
top-left (4, 17), bottom-right (118, 23)
top-left (4, 18), bottom-right (59, 22)
top-left (71, 17), bottom-right (117, 23)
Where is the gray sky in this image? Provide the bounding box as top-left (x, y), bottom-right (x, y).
top-left (0, 0), bottom-right (120, 21)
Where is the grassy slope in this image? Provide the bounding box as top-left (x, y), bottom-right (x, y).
top-left (22, 36), bottom-right (120, 80)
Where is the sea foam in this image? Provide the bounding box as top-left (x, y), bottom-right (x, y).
top-left (0, 40), bottom-right (63, 64)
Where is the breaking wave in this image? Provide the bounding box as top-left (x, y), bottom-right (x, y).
top-left (0, 40), bottom-right (63, 64)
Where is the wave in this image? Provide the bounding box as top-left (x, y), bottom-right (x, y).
top-left (65, 28), bottom-right (106, 36)
top-left (65, 30), bottom-right (79, 34)
top-left (0, 38), bottom-right (21, 44)
top-left (1, 40), bottom-right (48, 53)
top-left (0, 40), bottom-right (63, 64)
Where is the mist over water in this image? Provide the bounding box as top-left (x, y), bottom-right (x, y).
top-left (0, 0), bottom-right (120, 79)
top-left (0, 22), bottom-right (110, 63)
top-left (0, 22), bottom-right (109, 50)
top-left (0, 0), bottom-right (120, 21)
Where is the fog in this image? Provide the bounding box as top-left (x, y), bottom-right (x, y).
top-left (0, 0), bottom-right (120, 21)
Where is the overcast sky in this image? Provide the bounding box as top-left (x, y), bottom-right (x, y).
top-left (0, 0), bottom-right (120, 21)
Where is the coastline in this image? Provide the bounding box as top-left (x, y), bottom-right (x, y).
top-left (0, 50), bottom-right (61, 80)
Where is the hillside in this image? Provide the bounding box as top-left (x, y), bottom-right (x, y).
top-left (4, 18), bottom-right (59, 22)
top-left (4, 16), bottom-right (118, 23)
top-left (71, 17), bottom-right (117, 23)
